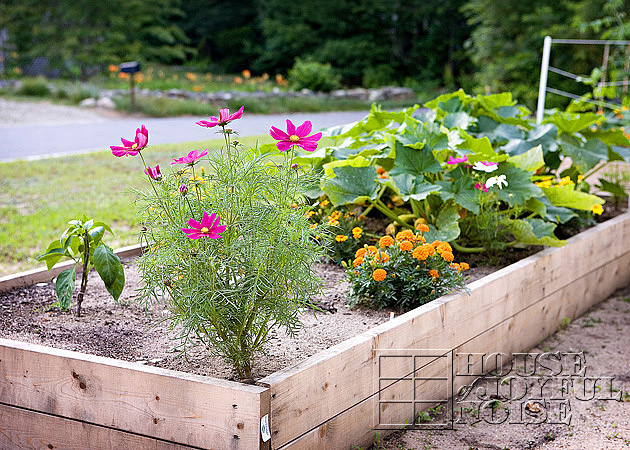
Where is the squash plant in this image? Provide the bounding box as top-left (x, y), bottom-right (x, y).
top-left (290, 90), bottom-right (630, 253)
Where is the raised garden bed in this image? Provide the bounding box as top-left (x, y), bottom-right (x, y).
top-left (1, 213), bottom-right (630, 449)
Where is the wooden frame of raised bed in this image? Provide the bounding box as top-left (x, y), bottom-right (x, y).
top-left (1, 213), bottom-right (629, 450)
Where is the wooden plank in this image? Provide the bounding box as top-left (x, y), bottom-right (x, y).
top-left (0, 244), bottom-right (143, 293)
top-left (264, 214), bottom-right (630, 448)
top-left (0, 403), bottom-right (193, 450)
top-left (0, 339), bottom-right (266, 449)
top-left (278, 248), bottom-right (630, 450)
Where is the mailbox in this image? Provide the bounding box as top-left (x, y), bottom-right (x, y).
top-left (119, 61), bottom-right (141, 74)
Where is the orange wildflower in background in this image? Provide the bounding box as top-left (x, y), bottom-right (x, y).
top-left (352, 227), bottom-right (363, 239)
top-left (591, 204), bottom-right (604, 215)
top-left (108, 64), bottom-right (118, 72)
top-left (372, 269), bottom-right (387, 281)
top-left (234, 76), bottom-right (243, 84)
top-left (242, 69), bottom-right (251, 79)
top-left (335, 235), bottom-right (348, 242)
top-left (429, 270), bottom-right (439, 278)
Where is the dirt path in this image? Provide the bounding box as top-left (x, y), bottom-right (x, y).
top-left (377, 284), bottom-right (630, 450)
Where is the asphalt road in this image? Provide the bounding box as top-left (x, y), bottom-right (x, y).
top-left (0, 110), bottom-right (368, 162)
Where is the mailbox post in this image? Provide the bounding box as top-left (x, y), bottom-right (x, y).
top-left (120, 61), bottom-right (141, 111)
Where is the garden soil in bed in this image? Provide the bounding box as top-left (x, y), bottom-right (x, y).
top-left (0, 257), bottom-right (506, 382)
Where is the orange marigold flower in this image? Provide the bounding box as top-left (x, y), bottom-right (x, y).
top-left (372, 269), bottom-right (387, 281)
top-left (429, 269), bottom-right (439, 278)
top-left (335, 235), bottom-right (348, 242)
top-left (412, 244), bottom-right (434, 261)
top-left (400, 241), bottom-right (413, 252)
top-left (416, 223), bottom-right (430, 233)
top-left (353, 257), bottom-right (364, 267)
top-left (367, 245), bottom-right (378, 255)
top-left (460, 262), bottom-right (469, 270)
top-left (441, 251), bottom-right (454, 262)
top-left (450, 263), bottom-right (461, 272)
top-left (379, 235), bottom-right (395, 248)
top-left (396, 230), bottom-right (415, 242)
top-left (436, 242), bottom-right (452, 255)
top-left (376, 166), bottom-right (386, 175)
top-left (329, 210), bottom-right (342, 220)
top-left (355, 248), bottom-right (368, 258)
top-left (352, 227), bottom-right (363, 239)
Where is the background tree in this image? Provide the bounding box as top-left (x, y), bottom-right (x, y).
top-left (0, 0), bottom-right (191, 80)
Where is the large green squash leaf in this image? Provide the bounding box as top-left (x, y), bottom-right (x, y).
top-left (494, 164), bottom-right (543, 207)
top-left (321, 165), bottom-right (379, 206)
top-left (390, 174), bottom-right (441, 202)
top-left (507, 145), bottom-right (544, 172)
top-left (423, 202), bottom-right (461, 242)
top-left (503, 218), bottom-right (566, 247)
top-left (541, 184), bottom-right (604, 210)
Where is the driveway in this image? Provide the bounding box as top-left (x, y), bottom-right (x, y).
top-left (0, 99), bottom-right (368, 162)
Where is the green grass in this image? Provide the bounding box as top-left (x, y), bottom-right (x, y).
top-left (0, 135), bottom-right (278, 276)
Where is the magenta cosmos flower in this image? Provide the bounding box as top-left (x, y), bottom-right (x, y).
top-left (182, 212), bottom-right (226, 239)
top-left (145, 165), bottom-right (162, 180)
top-left (195, 106), bottom-right (244, 128)
top-left (269, 119), bottom-right (322, 152)
top-left (171, 149), bottom-right (208, 165)
top-left (446, 155), bottom-right (468, 165)
top-left (110, 125), bottom-right (149, 157)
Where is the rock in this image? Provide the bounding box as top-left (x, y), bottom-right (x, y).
top-left (79, 97), bottom-right (97, 107)
top-left (96, 96), bottom-right (116, 109)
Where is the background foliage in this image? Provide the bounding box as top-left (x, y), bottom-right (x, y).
top-left (0, 0), bottom-right (628, 105)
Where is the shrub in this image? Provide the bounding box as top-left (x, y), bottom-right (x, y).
top-left (362, 64), bottom-right (397, 88)
top-left (16, 77), bottom-right (51, 97)
top-left (114, 111), bottom-right (326, 380)
top-left (288, 58), bottom-right (341, 92)
top-left (344, 225), bottom-right (468, 310)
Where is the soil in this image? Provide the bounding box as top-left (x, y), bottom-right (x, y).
top-left (0, 258), bottom-right (505, 382)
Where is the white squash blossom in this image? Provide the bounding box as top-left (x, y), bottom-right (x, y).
top-left (485, 174), bottom-right (508, 189)
top-left (472, 161), bottom-right (499, 172)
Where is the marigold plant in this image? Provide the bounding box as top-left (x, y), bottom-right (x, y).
top-left (344, 225), bottom-right (468, 310)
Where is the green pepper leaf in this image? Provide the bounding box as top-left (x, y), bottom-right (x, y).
top-left (93, 245), bottom-right (125, 301)
top-left (55, 267), bottom-right (76, 311)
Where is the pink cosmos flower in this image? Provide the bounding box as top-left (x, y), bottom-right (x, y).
top-left (195, 106), bottom-right (244, 128)
top-left (145, 165), bottom-right (162, 180)
top-left (447, 155), bottom-right (468, 165)
top-left (182, 212), bottom-right (226, 239)
top-left (171, 149), bottom-right (208, 165)
top-left (269, 119), bottom-right (323, 152)
top-left (474, 182), bottom-right (489, 193)
top-left (110, 125), bottom-right (149, 157)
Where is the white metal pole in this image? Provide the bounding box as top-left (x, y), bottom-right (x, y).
top-left (536, 36), bottom-right (552, 124)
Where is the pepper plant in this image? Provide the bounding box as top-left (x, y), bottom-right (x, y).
top-left (37, 216), bottom-right (124, 316)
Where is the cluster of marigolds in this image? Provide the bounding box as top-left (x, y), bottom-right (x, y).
top-left (351, 225), bottom-right (469, 282)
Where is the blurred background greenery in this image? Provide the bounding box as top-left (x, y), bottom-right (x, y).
top-left (0, 0), bottom-right (628, 111)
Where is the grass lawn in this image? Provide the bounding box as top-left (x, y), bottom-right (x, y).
top-left (0, 134), bottom-right (284, 276)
